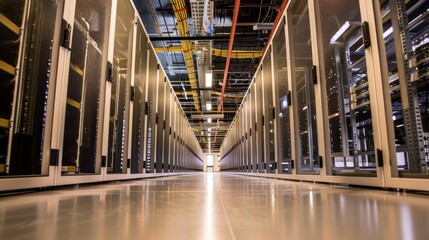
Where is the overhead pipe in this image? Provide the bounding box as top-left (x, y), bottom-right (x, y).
top-left (214, 0), bottom-right (289, 146)
top-left (213, 0), bottom-right (241, 146)
top-left (218, 0), bottom-right (241, 112)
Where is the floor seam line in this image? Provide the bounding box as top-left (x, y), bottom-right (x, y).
top-left (217, 189), bottom-right (237, 240)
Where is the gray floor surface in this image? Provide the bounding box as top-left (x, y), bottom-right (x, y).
top-left (1, 173), bottom-right (429, 240)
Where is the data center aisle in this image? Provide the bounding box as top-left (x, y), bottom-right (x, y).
top-left (1, 173), bottom-right (429, 240)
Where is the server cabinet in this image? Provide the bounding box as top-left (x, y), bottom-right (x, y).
top-left (170, 91), bottom-right (175, 172)
top-left (239, 110), bottom-right (242, 171)
top-left (177, 114), bottom-right (182, 171)
top-left (242, 108), bottom-right (246, 172)
top-left (262, 50), bottom-right (276, 173)
top-left (314, 0), bottom-right (378, 177)
top-left (272, 20), bottom-right (293, 174)
top-left (234, 117), bottom-right (238, 171)
top-left (173, 101), bottom-right (179, 171)
top-left (245, 99), bottom-right (251, 172)
top-left (238, 116), bottom-right (243, 172)
top-left (155, 73), bottom-right (166, 173)
top-left (163, 87), bottom-right (171, 173)
top-left (255, 70), bottom-right (265, 172)
top-left (376, 0), bottom-right (429, 178)
top-left (107, 0), bottom-right (134, 174)
top-left (60, 0), bottom-right (111, 175)
top-left (145, 51), bottom-right (158, 173)
top-left (130, 24), bottom-right (147, 174)
top-left (0, 0), bottom-right (60, 176)
top-left (287, 0), bottom-right (320, 174)
top-left (250, 84), bottom-right (258, 172)
top-left (237, 110), bottom-right (242, 172)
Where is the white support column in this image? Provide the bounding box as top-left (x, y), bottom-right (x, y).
top-left (308, 0), bottom-right (327, 179)
top-left (101, 0), bottom-right (118, 176)
top-left (285, 6), bottom-right (298, 176)
top-left (51, 0), bottom-right (77, 183)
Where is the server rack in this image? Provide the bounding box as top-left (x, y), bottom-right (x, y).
top-left (0, 0), bottom-right (60, 177)
top-left (272, 20), bottom-right (293, 174)
top-left (219, 0), bottom-right (429, 191)
top-left (244, 97), bottom-right (251, 172)
top-left (314, 0), bottom-right (378, 177)
top-left (153, 72), bottom-right (164, 173)
top-left (145, 51), bottom-right (158, 173)
top-left (255, 70), bottom-right (265, 172)
top-left (61, 0), bottom-right (111, 175)
top-left (250, 84), bottom-right (258, 172)
top-left (377, 0), bottom-right (429, 178)
top-left (164, 87), bottom-right (171, 173)
top-left (262, 50), bottom-right (276, 173)
top-left (106, 0), bottom-right (134, 174)
top-left (130, 23), bottom-right (148, 174)
top-left (0, 0), bottom-right (203, 192)
top-left (288, 0), bottom-right (320, 174)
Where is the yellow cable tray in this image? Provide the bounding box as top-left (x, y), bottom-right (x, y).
top-left (70, 63), bottom-right (84, 76)
top-left (0, 60), bottom-right (15, 75)
top-left (0, 14), bottom-right (20, 35)
top-left (67, 98), bottom-right (81, 109)
top-left (0, 118), bottom-right (9, 128)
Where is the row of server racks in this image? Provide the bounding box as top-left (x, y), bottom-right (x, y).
top-left (0, 0), bottom-right (204, 192)
top-left (219, 0), bottom-right (429, 191)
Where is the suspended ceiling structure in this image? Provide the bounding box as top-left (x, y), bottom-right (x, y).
top-left (134, 0), bottom-right (283, 152)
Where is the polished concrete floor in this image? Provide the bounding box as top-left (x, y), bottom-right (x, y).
top-left (1, 173), bottom-right (429, 240)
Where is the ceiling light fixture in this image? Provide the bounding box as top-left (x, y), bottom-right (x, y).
top-left (205, 70), bottom-right (213, 87)
top-left (207, 118), bottom-right (212, 123)
top-left (206, 102), bottom-right (212, 111)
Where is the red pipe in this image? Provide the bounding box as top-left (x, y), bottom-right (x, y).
top-left (218, 0), bottom-right (241, 112)
top-left (214, 0), bottom-right (288, 149)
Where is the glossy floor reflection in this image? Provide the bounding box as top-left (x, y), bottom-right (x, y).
top-left (1, 173), bottom-right (429, 240)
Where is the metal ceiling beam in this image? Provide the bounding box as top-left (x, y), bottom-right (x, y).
top-left (264, 0), bottom-right (289, 52)
top-left (149, 34), bottom-right (265, 41)
top-left (216, 4), bottom-right (277, 10)
top-left (155, 4), bottom-right (276, 12)
top-left (171, 87), bottom-right (249, 92)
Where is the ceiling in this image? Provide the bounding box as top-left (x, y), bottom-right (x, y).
top-left (133, 0), bottom-right (283, 152)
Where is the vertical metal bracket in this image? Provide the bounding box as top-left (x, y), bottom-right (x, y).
top-left (319, 156), bottom-right (323, 168)
top-left (130, 86), bottom-right (135, 101)
top-left (377, 149), bottom-right (383, 167)
top-left (60, 19), bottom-right (72, 50)
top-left (362, 21), bottom-right (371, 49)
top-left (101, 156), bottom-right (107, 167)
top-left (312, 65), bottom-right (317, 84)
top-left (49, 149), bottom-right (59, 166)
top-left (106, 61), bottom-right (113, 82)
